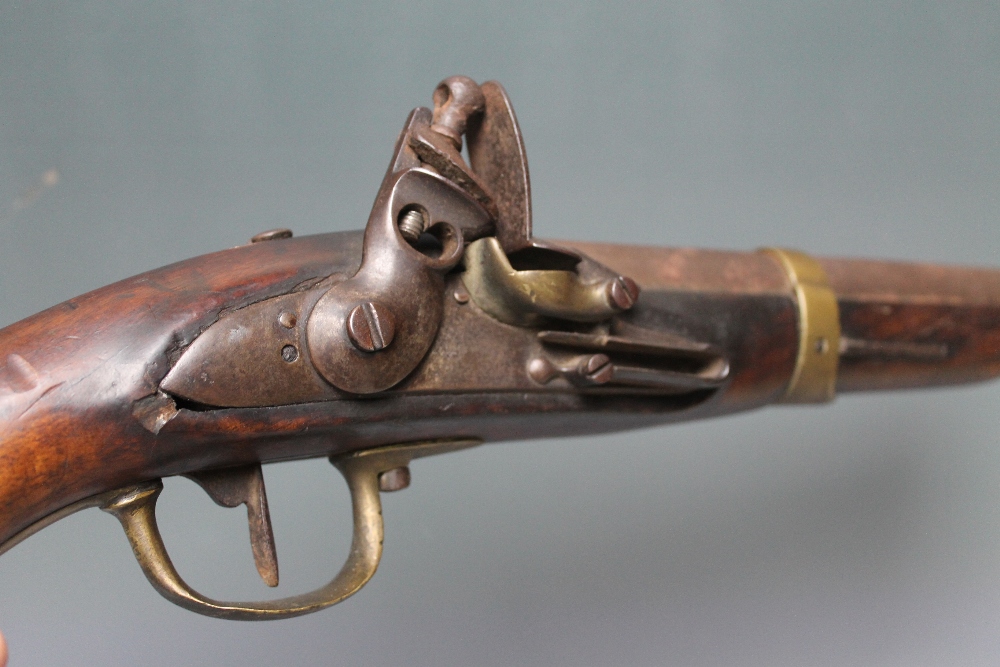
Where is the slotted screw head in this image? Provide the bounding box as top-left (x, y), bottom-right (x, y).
top-left (608, 276), bottom-right (640, 310)
top-left (346, 302), bottom-right (396, 352)
top-left (580, 354), bottom-right (614, 384)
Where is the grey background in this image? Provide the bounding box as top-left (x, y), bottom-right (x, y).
top-left (1, 2), bottom-right (999, 665)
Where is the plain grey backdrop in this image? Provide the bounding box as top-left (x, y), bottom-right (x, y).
top-left (1, 2), bottom-right (999, 665)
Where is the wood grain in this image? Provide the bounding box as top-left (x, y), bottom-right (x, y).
top-left (0, 236), bottom-right (995, 549)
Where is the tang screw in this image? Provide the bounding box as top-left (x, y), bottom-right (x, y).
top-left (607, 276), bottom-right (640, 310)
top-left (397, 209), bottom-right (427, 244)
top-left (378, 466), bottom-right (411, 492)
top-left (347, 302), bottom-right (396, 352)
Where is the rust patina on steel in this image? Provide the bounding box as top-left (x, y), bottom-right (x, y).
top-left (0, 76), bottom-right (998, 620)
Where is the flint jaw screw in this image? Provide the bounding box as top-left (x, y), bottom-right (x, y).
top-left (397, 209), bottom-right (427, 244)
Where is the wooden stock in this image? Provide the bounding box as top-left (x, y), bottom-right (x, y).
top-left (0, 234), bottom-right (997, 549)
top-left (575, 243), bottom-right (1000, 393)
top-left (821, 257), bottom-right (1000, 391)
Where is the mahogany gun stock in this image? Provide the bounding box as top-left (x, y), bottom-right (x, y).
top-left (0, 77), bottom-right (998, 620)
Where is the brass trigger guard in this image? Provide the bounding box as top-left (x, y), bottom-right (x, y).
top-left (98, 439), bottom-right (480, 621)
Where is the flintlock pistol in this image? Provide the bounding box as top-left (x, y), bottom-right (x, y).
top-left (0, 76), bottom-right (997, 620)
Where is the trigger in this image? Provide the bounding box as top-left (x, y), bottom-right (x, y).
top-left (185, 463), bottom-right (279, 587)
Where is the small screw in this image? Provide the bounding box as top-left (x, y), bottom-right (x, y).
top-left (453, 285), bottom-right (470, 304)
top-left (607, 276), bottom-right (640, 310)
top-left (278, 312), bottom-right (297, 328)
top-left (347, 302), bottom-right (396, 352)
top-left (378, 466), bottom-right (411, 492)
top-left (251, 228), bottom-right (293, 243)
top-left (815, 337), bottom-right (830, 354)
top-left (281, 345), bottom-right (299, 362)
top-left (579, 354), bottom-right (614, 385)
top-left (397, 209), bottom-right (427, 244)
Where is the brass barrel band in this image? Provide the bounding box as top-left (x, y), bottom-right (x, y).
top-left (761, 248), bottom-right (840, 403)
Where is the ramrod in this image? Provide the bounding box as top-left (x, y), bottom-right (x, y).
top-left (0, 77), bottom-right (998, 620)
